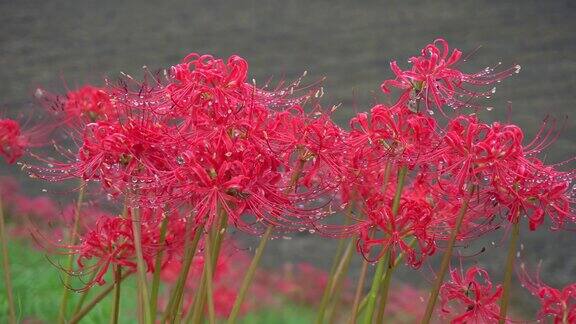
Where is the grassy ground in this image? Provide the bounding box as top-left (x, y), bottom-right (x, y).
top-left (0, 239), bottom-right (315, 323)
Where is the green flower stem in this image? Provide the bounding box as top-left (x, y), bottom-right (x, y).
top-left (348, 259), bottom-right (369, 324)
top-left (69, 271), bottom-right (132, 324)
top-left (374, 252), bottom-right (394, 324)
top-left (131, 207), bottom-right (153, 324)
top-left (150, 215), bottom-right (169, 321)
top-left (57, 183), bottom-right (85, 324)
top-left (498, 220), bottom-right (520, 324)
top-left (110, 266), bottom-right (122, 324)
top-left (376, 237), bottom-right (416, 323)
top-left (316, 204), bottom-right (355, 324)
top-left (316, 237), bottom-right (355, 323)
top-left (226, 225), bottom-right (274, 324)
top-left (162, 221), bottom-right (204, 323)
top-left (204, 232), bottom-right (216, 324)
top-left (324, 239), bottom-right (355, 324)
top-left (356, 243), bottom-right (410, 317)
top-left (0, 196), bottom-right (16, 324)
top-left (188, 214), bottom-right (228, 324)
top-left (421, 186), bottom-right (474, 324)
top-left (362, 165), bottom-right (408, 324)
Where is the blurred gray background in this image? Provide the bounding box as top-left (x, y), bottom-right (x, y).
top-left (1, 0), bottom-right (575, 315)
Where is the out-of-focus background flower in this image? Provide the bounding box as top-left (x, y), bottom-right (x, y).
top-left (1, 0), bottom-right (575, 321)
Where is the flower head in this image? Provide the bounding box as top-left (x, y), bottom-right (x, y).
top-left (381, 38), bottom-right (519, 114)
top-left (1, 119), bottom-right (31, 164)
top-left (440, 266), bottom-right (504, 323)
top-left (519, 263), bottom-right (576, 323)
top-left (64, 85), bottom-right (115, 122)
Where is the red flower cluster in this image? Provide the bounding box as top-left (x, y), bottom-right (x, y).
top-left (320, 39), bottom-right (574, 271)
top-left (1, 119), bottom-right (31, 164)
top-left (519, 263), bottom-right (575, 323)
top-left (381, 38), bottom-right (520, 114)
top-left (64, 85), bottom-right (115, 122)
top-left (66, 209), bottom-right (187, 288)
top-left (32, 53), bottom-right (334, 234)
top-left (440, 266), bottom-right (504, 323)
top-left (8, 39), bottom-right (573, 323)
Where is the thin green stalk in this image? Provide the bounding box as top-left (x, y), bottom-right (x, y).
top-left (188, 214), bottom-right (228, 324)
top-left (498, 220), bottom-right (520, 324)
top-left (58, 184), bottom-right (85, 324)
top-left (0, 196), bottom-right (16, 324)
top-left (131, 208), bottom-right (153, 324)
top-left (315, 205), bottom-right (354, 324)
top-left (374, 252), bottom-right (394, 323)
top-left (110, 266), bottom-right (122, 324)
top-left (421, 186), bottom-right (474, 324)
top-left (316, 238), bottom-right (354, 323)
top-left (362, 259), bottom-right (386, 324)
top-left (204, 232), bottom-right (216, 324)
top-left (362, 165), bottom-right (408, 324)
top-left (324, 240), bottom-right (355, 324)
top-left (162, 222), bottom-right (203, 323)
top-left (150, 215), bottom-right (169, 321)
top-left (391, 166), bottom-right (407, 215)
top-left (70, 271), bottom-right (132, 324)
top-left (226, 226), bottom-right (274, 324)
top-left (348, 259), bottom-right (369, 324)
top-left (355, 238), bottom-right (414, 318)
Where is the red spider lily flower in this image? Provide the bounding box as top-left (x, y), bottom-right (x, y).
top-left (64, 85), bottom-right (115, 122)
top-left (165, 53), bottom-right (309, 121)
top-left (491, 158), bottom-right (575, 230)
top-left (55, 209), bottom-right (188, 288)
top-left (356, 190), bottom-right (436, 268)
top-left (430, 115), bottom-right (526, 194)
top-left (35, 85), bottom-right (116, 123)
top-left (74, 215), bottom-right (148, 286)
top-left (265, 106), bottom-right (347, 190)
top-left (34, 117), bottom-right (182, 199)
top-left (440, 266), bottom-right (505, 323)
top-left (0, 118), bottom-right (39, 164)
top-left (164, 137), bottom-right (318, 233)
top-left (519, 263), bottom-right (576, 323)
top-left (426, 114), bottom-right (575, 230)
top-left (347, 104), bottom-right (439, 170)
top-left (381, 38), bottom-right (520, 114)
top-left (31, 52), bottom-right (326, 235)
